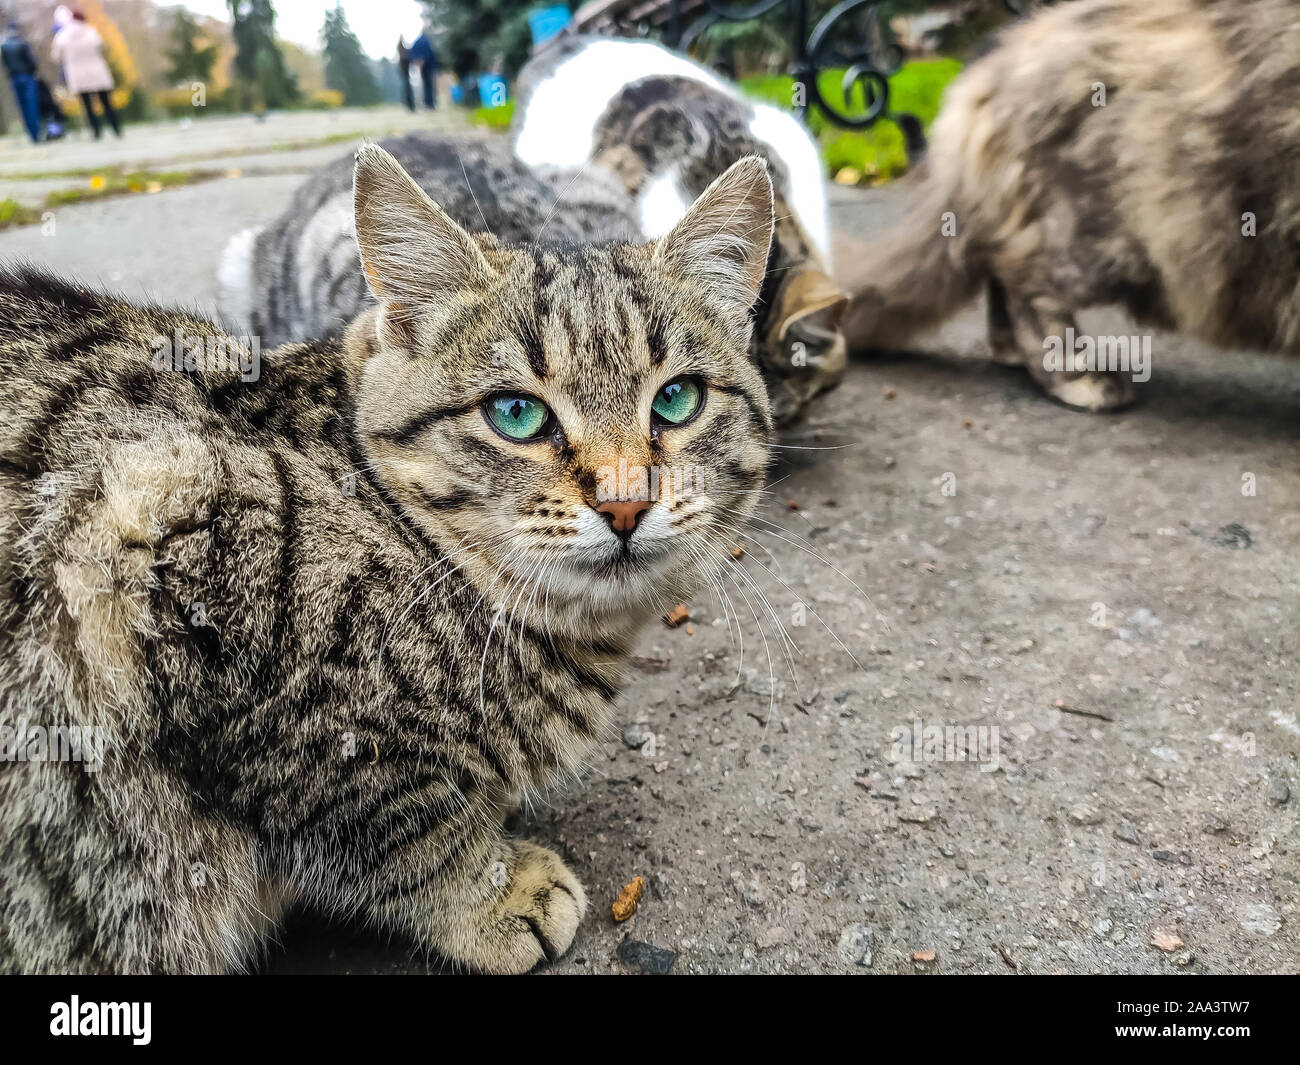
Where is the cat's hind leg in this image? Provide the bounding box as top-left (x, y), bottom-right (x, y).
top-left (986, 277), bottom-right (1023, 366)
top-left (1004, 291), bottom-right (1137, 412)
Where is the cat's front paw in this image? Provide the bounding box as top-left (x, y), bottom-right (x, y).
top-left (1045, 370), bottom-right (1138, 412)
top-left (469, 842), bottom-right (586, 974)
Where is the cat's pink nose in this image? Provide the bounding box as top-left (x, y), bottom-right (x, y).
top-left (596, 499), bottom-right (652, 537)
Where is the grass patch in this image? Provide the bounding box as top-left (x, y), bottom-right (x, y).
top-left (0, 168), bottom-right (226, 225)
top-left (0, 198), bottom-right (43, 228)
top-left (42, 168), bottom-right (223, 207)
top-left (739, 58), bottom-right (962, 183)
top-left (471, 99), bottom-right (515, 130)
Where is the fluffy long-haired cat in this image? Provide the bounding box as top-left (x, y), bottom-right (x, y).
top-left (218, 133), bottom-right (640, 347)
top-left (840, 0), bottom-right (1300, 411)
top-left (0, 145), bottom-right (775, 973)
top-left (514, 35), bottom-right (848, 425)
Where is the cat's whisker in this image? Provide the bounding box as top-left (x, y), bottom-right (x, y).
top-left (682, 531), bottom-right (747, 684)
top-left (456, 152), bottom-right (495, 239)
top-left (729, 525), bottom-right (785, 576)
top-left (721, 503), bottom-right (882, 625)
top-left (691, 527), bottom-right (803, 696)
top-left (766, 441), bottom-right (861, 451)
top-left (702, 511), bottom-right (873, 672)
top-left (694, 523), bottom-right (799, 658)
top-left (536, 153), bottom-right (601, 242)
top-left (466, 540), bottom-right (532, 719)
top-left (696, 532), bottom-right (782, 721)
top-left (517, 550), bottom-right (565, 666)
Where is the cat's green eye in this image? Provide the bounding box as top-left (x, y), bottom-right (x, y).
top-left (485, 394), bottom-right (552, 441)
top-left (651, 377), bottom-right (704, 427)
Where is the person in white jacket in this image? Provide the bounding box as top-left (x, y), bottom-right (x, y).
top-left (52, 10), bottom-right (121, 139)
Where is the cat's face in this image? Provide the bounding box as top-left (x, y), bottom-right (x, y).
top-left (758, 265), bottom-right (848, 425)
top-left (349, 145), bottom-right (775, 629)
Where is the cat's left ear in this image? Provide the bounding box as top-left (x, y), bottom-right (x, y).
top-left (352, 143), bottom-right (495, 310)
top-left (653, 155), bottom-right (774, 325)
top-left (774, 267), bottom-right (848, 341)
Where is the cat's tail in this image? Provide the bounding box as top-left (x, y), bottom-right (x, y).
top-left (837, 159), bottom-right (981, 353)
top-left (216, 225), bottom-right (264, 336)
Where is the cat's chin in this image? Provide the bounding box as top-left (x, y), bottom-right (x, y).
top-left (530, 548), bottom-right (698, 627)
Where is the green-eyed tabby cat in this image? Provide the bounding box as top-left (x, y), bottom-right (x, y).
top-left (841, 0), bottom-right (1300, 411)
top-left (0, 145), bottom-right (775, 973)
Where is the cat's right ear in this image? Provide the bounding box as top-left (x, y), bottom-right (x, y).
top-left (353, 144), bottom-right (495, 314)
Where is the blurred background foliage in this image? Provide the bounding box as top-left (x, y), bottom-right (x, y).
top-left (0, 0), bottom-right (1010, 183)
top-left (446, 0), bottom-right (1007, 181)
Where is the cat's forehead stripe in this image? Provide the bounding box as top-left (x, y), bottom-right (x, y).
top-left (520, 246), bottom-right (660, 376)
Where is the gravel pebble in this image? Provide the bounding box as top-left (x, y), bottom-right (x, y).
top-left (617, 939), bottom-right (679, 974)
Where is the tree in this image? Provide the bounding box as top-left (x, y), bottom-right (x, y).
top-left (422, 0), bottom-right (536, 82)
top-left (226, 0), bottom-right (298, 111)
top-left (372, 58), bottom-right (404, 105)
top-left (166, 8), bottom-right (219, 86)
top-left (322, 5), bottom-right (381, 106)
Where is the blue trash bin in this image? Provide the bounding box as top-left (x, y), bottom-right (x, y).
top-left (477, 73), bottom-right (508, 109)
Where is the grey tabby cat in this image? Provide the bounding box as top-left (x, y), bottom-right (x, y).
top-left (841, 0), bottom-right (1300, 411)
top-left (219, 133), bottom-right (639, 346)
top-left (0, 145), bottom-right (775, 973)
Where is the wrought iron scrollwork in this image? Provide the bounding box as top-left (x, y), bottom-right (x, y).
top-left (802, 0), bottom-right (902, 129)
top-left (671, 0), bottom-right (913, 140)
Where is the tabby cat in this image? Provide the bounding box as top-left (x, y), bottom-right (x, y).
top-left (0, 145), bottom-right (775, 973)
top-left (219, 133), bottom-right (640, 347)
top-left (840, 0), bottom-right (1300, 411)
top-left (514, 35), bottom-right (848, 425)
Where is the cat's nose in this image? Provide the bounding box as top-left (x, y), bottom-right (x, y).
top-left (596, 499), bottom-right (653, 539)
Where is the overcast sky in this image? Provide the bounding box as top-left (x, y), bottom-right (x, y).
top-left (180, 1), bottom-right (428, 61)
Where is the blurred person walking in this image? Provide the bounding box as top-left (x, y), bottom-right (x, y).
top-left (52, 10), bottom-right (121, 139)
top-left (397, 36), bottom-right (414, 112)
top-left (409, 26), bottom-right (438, 109)
top-left (2, 22), bottom-right (43, 143)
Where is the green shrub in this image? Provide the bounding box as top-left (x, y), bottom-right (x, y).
top-left (738, 58), bottom-right (962, 183)
top-left (0, 198), bottom-right (42, 228)
top-left (471, 99), bottom-right (515, 130)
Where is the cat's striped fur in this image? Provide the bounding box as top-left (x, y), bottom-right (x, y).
top-left (219, 133), bottom-right (639, 347)
top-left (0, 147), bottom-right (776, 973)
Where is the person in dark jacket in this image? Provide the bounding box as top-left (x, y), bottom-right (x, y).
top-left (2, 22), bottom-right (42, 143)
top-left (396, 37), bottom-right (414, 112)
top-left (408, 27), bottom-right (438, 110)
